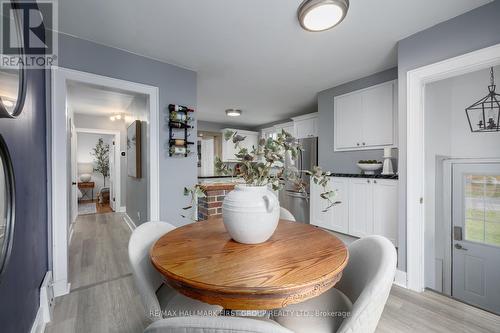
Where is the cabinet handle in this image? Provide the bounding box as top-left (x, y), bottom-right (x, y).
top-left (362, 142), bottom-right (366, 146)
top-left (367, 180), bottom-right (370, 183)
top-left (374, 180), bottom-right (377, 184)
top-left (357, 143), bottom-right (360, 146)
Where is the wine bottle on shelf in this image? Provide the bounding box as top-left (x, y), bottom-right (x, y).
top-left (169, 121), bottom-right (192, 129)
top-left (170, 146), bottom-right (190, 155)
top-left (169, 112), bottom-right (190, 122)
top-left (170, 139), bottom-right (194, 146)
top-left (169, 104), bottom-right (194, 112)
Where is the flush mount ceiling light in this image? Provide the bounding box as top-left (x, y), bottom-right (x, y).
top-left (226, 109), bottom-right (242, 117)
top-left (298, 0), bottom-right (349, 32)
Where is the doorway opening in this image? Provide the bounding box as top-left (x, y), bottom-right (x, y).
top-left (407, 47), bottom-right (500, 314)
top-left (74, 129), bottom-right (119, 217)
top-left (50, 67), bottom-right (159, 296)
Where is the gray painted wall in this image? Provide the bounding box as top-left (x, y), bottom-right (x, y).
top-left (0, 55), bottom-right (48, 333)
top-left (317, 67), bottom-right (399, 173)
top-left (397, 0), bottom-right (500, 271)
top-left (58, 33), bottom-right (198, 226)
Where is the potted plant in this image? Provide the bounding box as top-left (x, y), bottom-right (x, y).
top-left (203, 130), bottom-right (336, 244)
top-left (91, 138), bottom-right (110, 186)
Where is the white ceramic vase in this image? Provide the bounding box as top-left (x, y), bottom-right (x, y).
top-left (222, 185), bottom-right (280, 244)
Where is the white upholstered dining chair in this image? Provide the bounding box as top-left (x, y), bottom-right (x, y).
top-left (128, 221), bottom-right (222, 321)
top-left (279, 207), bottom-right (296, 222)
top-left (144, 316), bottom-right (294, 333)
top-left (273, 235), bottom-right (397, 333)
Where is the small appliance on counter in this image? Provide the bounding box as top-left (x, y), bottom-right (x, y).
top-left (382, 147), bottom-right (395, 175)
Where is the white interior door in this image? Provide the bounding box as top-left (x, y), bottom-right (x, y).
top-left (452, 163), bottom-right (500, 314)
top-left (109, 139), bottom-right (116, 211)
top-left (70, 119), bottom-right (78, 223)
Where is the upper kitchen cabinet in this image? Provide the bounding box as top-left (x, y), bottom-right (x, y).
top-left (221, 128), bottom-right (259, 162)
top-left (274, 121), bottom-right (294, 136)
top-left (292, 113), bottom-right (318, 139)
top-left (334, 80), bottom-right (397, 151)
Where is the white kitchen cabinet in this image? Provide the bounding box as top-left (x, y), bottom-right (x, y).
top-left (274, 121), bottom-right (294, 136)
top-left (334, 93), bottom-right (363, 149)
top-left (310, 177), bottom-right (398, 246)
top-left (348, 178), bottom-right (374, 238)
top-left (310, 177), bottom-right (349, 234)
top-left (221, 128), bottom-right (259, 162)
top-left (292, 113), bottom-right (318, 139)
top-left (372, 179), bottom-right (398, 246)
top-left (334, 80), bottom-right (397, 151)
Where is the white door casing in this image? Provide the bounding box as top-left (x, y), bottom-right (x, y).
top-left (70, 119), bottom-right (78, 224)
top-left (109, 138), bottom-right (116, 211)
top-left (50, 67), bottom-right (160, 297)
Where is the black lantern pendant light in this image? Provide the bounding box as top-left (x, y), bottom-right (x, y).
top-left (466, 67), bottom-right (500, 132)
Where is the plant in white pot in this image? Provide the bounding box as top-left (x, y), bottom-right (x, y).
top-left (209, 130), bottom-right (337, 244)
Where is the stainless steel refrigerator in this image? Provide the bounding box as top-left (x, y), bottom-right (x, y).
top-left (278, 137), bottom-right (318, 224)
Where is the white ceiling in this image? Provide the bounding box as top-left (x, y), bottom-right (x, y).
top-left (58, 0), bottom-right (491, 127)
top-left (67, 81), bottom-right (144, 116)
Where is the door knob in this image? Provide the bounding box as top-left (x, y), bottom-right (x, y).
top-left (454, 243), bottom-right (468, 251)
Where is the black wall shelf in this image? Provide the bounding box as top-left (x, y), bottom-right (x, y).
top-left (168, 104), bottom-right (195, 157)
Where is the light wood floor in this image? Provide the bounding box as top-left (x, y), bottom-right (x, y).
top-left (79, 199), bottom-right (114, 214)
top-left (45, 213), bottom-right (500, 333)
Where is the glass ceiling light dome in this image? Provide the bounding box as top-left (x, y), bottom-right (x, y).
top-left (298, 0), bottom-right (349, 32)
top-left (226, 109), bottom-right (242, 117)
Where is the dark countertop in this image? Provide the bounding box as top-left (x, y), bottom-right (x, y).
top-left (198, 175), bottom-right (234, 179)
top-left (328, 173), bottom-right (398, 180)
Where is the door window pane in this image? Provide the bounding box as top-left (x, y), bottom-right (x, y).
top-left (464, 175), bottom-right (500, 246)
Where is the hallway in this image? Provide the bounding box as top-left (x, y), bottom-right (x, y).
top-left (45, 213), bottom-right (147, 332)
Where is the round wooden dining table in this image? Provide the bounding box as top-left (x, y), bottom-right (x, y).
top-left (150, 218), bottom-right (349, 310)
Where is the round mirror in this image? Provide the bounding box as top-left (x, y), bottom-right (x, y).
top-left (0, 1), bottom-right (27, 119)
top-left (0, 134), bottom-right (15, 281)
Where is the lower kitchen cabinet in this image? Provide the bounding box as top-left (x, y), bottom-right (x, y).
top-left (310, 177), bottom-right (398, 246)
top-left (349, 178), bottom-right (374, 238)
top-left (372, 179), bottom-right (398, 245)
top-left (310, 177), bottom-right (349, 234)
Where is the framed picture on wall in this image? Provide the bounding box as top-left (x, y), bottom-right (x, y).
top-left (127, 120), bottom-right (142, 178)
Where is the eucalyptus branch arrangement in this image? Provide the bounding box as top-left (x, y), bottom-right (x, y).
top-left (182, 186), bottom-right (206, 220)
top-left (215, 130), bottom-right (339, 212)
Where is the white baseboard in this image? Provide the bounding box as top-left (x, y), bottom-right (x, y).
top-left (30, 304), bottom-right (45, 333)
top-left (116, 206), bottom-right (126, 213)
top-left (394, 269), bottom-right (407, 288)
top-left (30, 272), bottom-right (54, 333)
top-left (123, 213), bottom-right (137, 231)
top-left (53, 279), bottom-right (71, 297)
